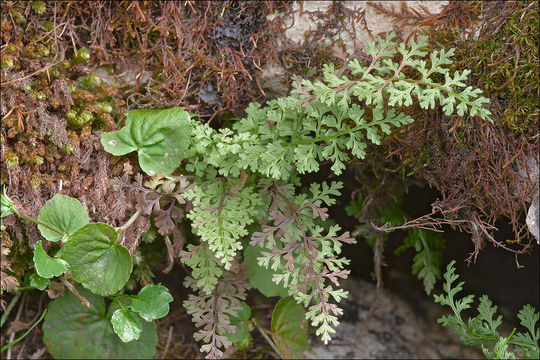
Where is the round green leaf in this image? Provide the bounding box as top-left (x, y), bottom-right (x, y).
top-left (61, 223), bottom-right (132, 296)
top-left (129, 284), bottom-right (173, 322)
top-left (244, 245), bottom-right (289, 298)
top-left (33, 241), bottom-right (68, 278)
top-left (37, 194), bottom-right (89, 242)
top-left (101, 107), bottom-right (192, 176)
top-left (43, 286), bottom-right (157, 359)
top-left (111, 308), bottom-right (143, 343)
top-left (29, 273), bottom-right (50, 290)
top-left (271, 297), bottom-right (308, 359)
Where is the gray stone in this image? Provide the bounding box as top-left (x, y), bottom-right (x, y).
top-left (527, 190), bottom-right (539, 244)
top-left (261, 1), bottom-right (449, 97)
top-left (304, 277), bottom-right (481, 359)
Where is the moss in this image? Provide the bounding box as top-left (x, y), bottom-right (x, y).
top-left (427, 1), bottom-right (539, 140)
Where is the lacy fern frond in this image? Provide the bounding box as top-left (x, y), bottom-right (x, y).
top-left (435, 261), bottom-right (539, 359)
top-left (183, 273), bottom-right (250, 359)
top-left (184, 32), bottom-right (490, 184)
top-left (186, 179), bottom-right (264, 273)
top-left (251, 181), bottom-right (356, 344)
top-left (395, 228), bottom-right (445, 294)
top-left (181, 243), bottom-right (223, 295)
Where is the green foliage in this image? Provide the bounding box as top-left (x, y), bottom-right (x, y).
top-left (427, 1), bottom-right (538, 138)
top-left (62, 223), bottom-right (132, 296)
top-left (184, 36), bottom-right (490, 185)
top-left (182, 273), bottom-right (250, 358)
top-left (20, 31), bottom-right (488, 358)
top-left (395, 229), bottom-right (445, 294)
top-left (350, 194), bottom-right (445, 295)
top-left (33, 241), bottom-right (68, 279)
top-left (101, 107), bottom-right (192, 176)
top-left (2, 189), bottom-right (173, 356)
top-left (129, 284), bottom-right (174, 322)
top-left (217, 300), bottom-right (252, 350)
top-left (271, 297), bottom-right (309, 359)
top-left (111, 308), bottom-right (143, 343)
top-left (435, 261), bottom-right (539, 359)
top-left (185, 179), bottom-right (263, 272)
top-left (1, 186), bottom-right (15, 232)
top-left (244, 244), bottom-right (288, 298)
top-left (252, 181), bottom-right (355, 344)
top-left (98, 33), bottom-right (491, 357)
top-left (28, 273), bottom-right (50, 291)
top-left (37, 194), bottom-right (89, 243)
top-left (43, 287), bottom-right (157, 359)
top-left (1, 186), bottom-right (15, 219)
top-left (181, 243), bottom-right (223, 295)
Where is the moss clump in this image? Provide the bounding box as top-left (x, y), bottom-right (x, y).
top-left (428, 1), bottom-right (539, 140)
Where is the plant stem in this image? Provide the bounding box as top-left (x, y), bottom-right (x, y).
top-left (496, 328), bottom-right (516, 359)
top-left (13, 208), bottom-right (64, 237)
top-left (113, 298), bottom-right (129, 312)
top-left (117, 209), bottom-right (141, 233)
top-left (0, 291), bottom-right (21, 328)
top-left (0, 308), bottom-right (47, 353)
top-left (251, 318), bottom-right (283, 359)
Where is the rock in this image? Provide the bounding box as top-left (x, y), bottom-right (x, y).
top-left (518, 156), bottom-right (539, 243)
top-left (269, 1), bottom-right (447, 53)
top-left (304, 277), bottom-right (481, 359)
top-left (527, 191), bottom-right (539, 244)
top-left (261, 1), bottom-right (448, 97)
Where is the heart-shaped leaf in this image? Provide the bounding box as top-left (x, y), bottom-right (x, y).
top-left (244, 245), bottom-right (288, 298)
top-left (111, 308), bottom-right (143, 343)
top-left (101, 107), bottom-right (192, 176)
top-left (33, 241), bottom-right (68, 278)
top-left (61, 223), bottom-right (132, 296)
top-left (271, 297), bottom-right (308, 359)
top-left (37, 194), bottom-right (89, 242)
top-left (43, 286), bottom-right (157, 359)
top-left (129, 284), bottom-right (173, 322)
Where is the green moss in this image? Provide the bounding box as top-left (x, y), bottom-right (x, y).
top-left (427, 1), bottom-right (539, 139)
top-left (4, 152), bottom-right (19, 168)
top-left (32, 1), bottom-right (47, 15)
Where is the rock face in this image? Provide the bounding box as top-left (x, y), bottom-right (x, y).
top-left (262, 1), bottom-right (448, 97)
top-left (304, 277), bottom-right (481, 359)
top-left (520, 156), bottom-right (540, 244)
top-left (527, 191), bottom-right (539, 244)
top-left (269, 1), bottom-right (448, 53)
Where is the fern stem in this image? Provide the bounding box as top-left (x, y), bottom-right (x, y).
top-left (117, 209), bottom-right (141, 233)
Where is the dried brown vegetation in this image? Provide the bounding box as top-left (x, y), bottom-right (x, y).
top-left (368, 1), bottom-right (539, 262)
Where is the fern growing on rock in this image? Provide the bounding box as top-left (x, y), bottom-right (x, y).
top-left (100, 32), bottom-right (492, 358)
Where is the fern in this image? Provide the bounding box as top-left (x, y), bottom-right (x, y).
top-left (435, 261), bottom-right (539, 359)
top-left (395, 228), bottom-right (445, 294)
top-left (350, 195), bottom-right (445, 295)
top-left (183, 272), bottom-right (250, 358)
top-left (251, 181), bottom-right (356, 343)
top-left (184, 34), bottom-right (490, 184)
top-left (185, 179), bottom-right (263, 271)
top-left (101, 32), bottom-right (493, 358)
